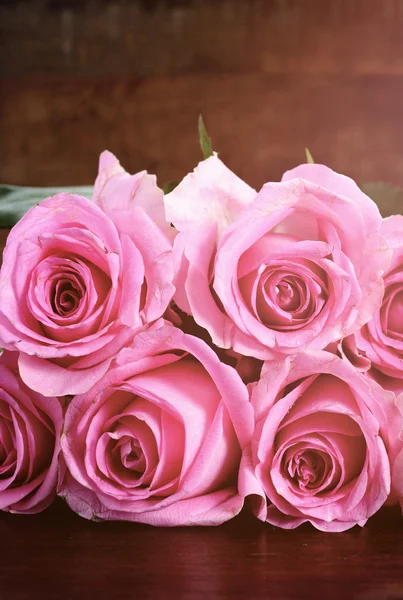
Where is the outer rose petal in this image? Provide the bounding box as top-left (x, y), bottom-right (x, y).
top-left (177, 224), bottom-right (234, 348)
top-left (60, 471), bottom-right (244, 526)
top-left (111, 208), bottom-right (175, 324)
top-left (165, 153), bottom-right (256, 233)
top-left (18, 353), bottom-right (113, 397)
top-left (94, 150), bottom-right (174, 242)
top-left (281, 163), bottom-right (381, 234)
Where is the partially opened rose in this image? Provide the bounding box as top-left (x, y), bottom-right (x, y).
top-left (60, 323), bottom-right (254, 526)
top-left (239, 351), bottom-right (402, 531)
top-left (0, 179), bottom-right (174, 396)
top-left (93, 150), bottom-right (175, 242)
top-left (166, 158), bottom-right (390, 359)
top-left (356, 215), bottom-right (403, 380)
top-left (0, 351), bottom-right (62, 514)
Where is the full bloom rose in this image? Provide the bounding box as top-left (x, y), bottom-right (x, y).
top-left (166, 157), bottom-right (390, 359)
top-left (60, 323), bottom-right (254, 526)
top-left (356, 216), bottom-right (403, 380)
top-left (0, 351), bottom-right (63, 514)
top-left (0, 175), bottom-right (174, 396)
top-left (239, 351), bottom-right (403, 531)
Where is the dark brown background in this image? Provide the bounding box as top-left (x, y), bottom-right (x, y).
top-left (2, 0), bottom-right (403, 195)
top-left (2, 1), bottom-right (403, 598)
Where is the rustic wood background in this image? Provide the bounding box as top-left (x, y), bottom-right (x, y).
top-left (1, 0), bottom-right (403, 202)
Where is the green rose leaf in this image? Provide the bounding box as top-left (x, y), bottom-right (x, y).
top-left (198, 115), bottom-right (214, 160)
top-left (305, 148), bottom-right (315, 164)
top-left (162, 181), bottom-right (179, 195)
top-left (0, 184), bottom-right (93, 227)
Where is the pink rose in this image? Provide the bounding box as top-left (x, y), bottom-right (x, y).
top-left (356, 215), bottom-right (403, 380)
top-left (0, 182), bottom-right (174, 396)
top-left (166, 158), bottom-right (390, 359)
top-left (60, 323), bottom-right (254, 526)
top-left (239, 351), bottom-right (402, 531)
top-left (0, 351), bottom-right (63, 514)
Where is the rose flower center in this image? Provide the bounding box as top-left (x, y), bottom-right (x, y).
top-left (287, 449), bottom-right (330, 491)
top-left (51, 279), bottom-right (83, 316)
top-left (95, 405), bottom-right (163, 492)
top-left (111, 434), bottom-right (145, 473)
top-left (274, 279), bottom-right (301, 311)
top-left (238, 259), bottom-right (327, 332)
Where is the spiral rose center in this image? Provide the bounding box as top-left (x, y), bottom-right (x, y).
top-left (95, 404), bottom-right (163, 492)
top-left (111, 434), bottom-right (145, 472)
top-left (52, 279), bottom-right (83, 316)
top-left (238, 257), bottom-right (327, 332)
top-left (274, 279), bottom-right (301, 311)
top-left (287, 449), bottom-right (328, 491)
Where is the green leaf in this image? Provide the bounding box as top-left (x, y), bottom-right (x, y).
top-left (360, 182), bottom-right (403, 217)
top-left (162, 181), bottom-right (179, 195)
top-left (198, 115), bottom-right (214, 160)
top-left (0, 185), bottom-right (93, 227)
top-left (305, 148), bottom-right (315, 164)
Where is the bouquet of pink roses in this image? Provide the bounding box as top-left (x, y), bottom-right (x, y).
top-left (1, 123), bottom-right (402, 531)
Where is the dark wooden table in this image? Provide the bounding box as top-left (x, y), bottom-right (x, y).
top-left (1, 500), bottom-right (403, 600)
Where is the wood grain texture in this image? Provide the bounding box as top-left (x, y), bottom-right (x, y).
top-left (2, 74), bottom-right (403, 193)
top-left (1, 500), bottom-right (403, 600)
top-left (1, 0), bottom-right (403, 207)
top-left (2, 0), bottom-right (403, 79)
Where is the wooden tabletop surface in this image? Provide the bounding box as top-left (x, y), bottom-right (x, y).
top-left (1, 500), bottom-right (403, 600)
